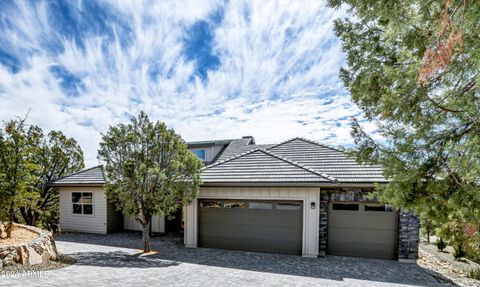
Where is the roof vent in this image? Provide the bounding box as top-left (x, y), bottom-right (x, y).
top-left (242, 136), bottom-right (255, 145)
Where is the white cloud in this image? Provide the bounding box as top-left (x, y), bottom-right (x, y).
top-left (0, 0), bottom-right (373, 167)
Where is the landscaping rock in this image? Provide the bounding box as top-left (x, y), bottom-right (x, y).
top-left (0, 223), bottom-right (57, 267)
top-left (28, 247), bottom-right (43, 265)
top-left (16, 246), bottom-right (28, 265)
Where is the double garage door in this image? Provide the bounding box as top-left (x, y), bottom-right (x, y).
top-left (198, 199), bottom-right (303, 255)
top-left (328, 202), bottom-right (398, 260)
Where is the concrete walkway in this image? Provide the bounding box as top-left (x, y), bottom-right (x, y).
top-left (0, 232), bottom-right (448, 287)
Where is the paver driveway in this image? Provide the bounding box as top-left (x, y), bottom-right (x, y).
top-left (1, 232), bottom-right (447, 287)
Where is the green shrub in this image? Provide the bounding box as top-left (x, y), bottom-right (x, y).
top-left (436, 238), bottom-right (447, 251)
top-left (453, 243), bottom-right (466, 260)
top-left (467, 269), bottom-right (480, 280)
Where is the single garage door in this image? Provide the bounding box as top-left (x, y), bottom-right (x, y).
top-left (198, 199), bottom-right (303, 255)
top-left (328, 202), bottom-right (398, 260)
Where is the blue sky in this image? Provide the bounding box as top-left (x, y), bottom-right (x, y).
top-left (0, 0), bottom-right (378, 166)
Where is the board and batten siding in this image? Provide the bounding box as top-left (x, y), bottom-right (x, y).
top-left (59, 186), bottom-right (107, 234)
top-left (106, 202), bottom-right (123, 233)
top-left (123, 215), bottom-right (165, 233)
top-left (184, 186), bottom-right (320, 257)
top-left (190, 145), bottom-right (223, 163)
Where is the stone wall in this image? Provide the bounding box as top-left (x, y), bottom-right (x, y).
top-left (318, 192), bottom-right (328, 256)
top-left (0, 224), bottom-right (57, 267)
top-left (397, 211), bottom-right (420, 262)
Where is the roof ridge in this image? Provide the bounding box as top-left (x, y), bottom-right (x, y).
top-left (203, 148), bottom-right (265, 169)
top-left (266, 137), bottom-right (345, 153)
top-left (48, 165), bottom-right (103, 184)
top-left (261, 149), bottom-right (337, 182)
top-left (204, 148), bottom-right (337, 182)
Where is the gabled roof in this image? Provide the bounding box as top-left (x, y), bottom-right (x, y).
top-left (266, 138), bottom-right (386, 183)
top-left (216, 138), bottom-right (269, 162)
top-left (49, 166), bottom-right (106, 186)
top-left (202, 148), bottom-right (334, 183)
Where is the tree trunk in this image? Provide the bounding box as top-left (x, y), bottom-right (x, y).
top-left (426, 219), bottom-right (430, 243)
top-left (142, 217), bottom-right (151, 253)
top-left (6, 202), bottom-right (15, 238)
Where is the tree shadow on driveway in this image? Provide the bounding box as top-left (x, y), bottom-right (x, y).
top-left (57, 232), bottom-right (450, 286)
top-left (69, 250), bottom-right (180, 269)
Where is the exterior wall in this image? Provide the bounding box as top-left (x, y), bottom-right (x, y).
top-left (397, 211), bottom-right (420, 262)
top-left (189, 145), bottom-right (224, 163)
top-left (59, 186), bottom-right (107, 234)
top-left (106, 202), bottom-right (123, 233)
top-left (123, 215), bottom-right (165, 233)
top-left (184, 186), bottom-right (320, 257)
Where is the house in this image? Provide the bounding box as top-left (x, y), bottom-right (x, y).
top-left (49, 136), bottom-right (419, 262)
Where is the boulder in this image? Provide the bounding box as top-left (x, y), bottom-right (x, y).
top-left (2, 252), bottom-right (16, 266)
top-left (28, 247), bottom-right (43, 265)
top-left (16, 246), bottom-right (28, 265)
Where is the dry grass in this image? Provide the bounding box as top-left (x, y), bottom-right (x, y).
top-left (0, 226), bottom-right (38, 246)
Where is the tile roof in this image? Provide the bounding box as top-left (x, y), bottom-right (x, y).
top-left (216, 138), bottom-right (269, 161)
top-left (202, 149), bottom-right (333, 183)
top-left (266, 138), bottom-right (386, 183)
top-left (54, 137), bottom-right (387, 187)
top-left (49, 166), bottom-right (106, 186)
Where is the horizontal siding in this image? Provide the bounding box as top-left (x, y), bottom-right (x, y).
top-left (59, 186), bottom-right (107, 234)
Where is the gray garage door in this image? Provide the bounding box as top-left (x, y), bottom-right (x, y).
top-left (328, 202), bottom-right (398, 260)
top-left (198, 199), bottom-right (303, 255)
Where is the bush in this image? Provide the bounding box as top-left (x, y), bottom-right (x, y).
top-left (436, 238), bottom-right (447, 251)
top-left (453, 243), bottom-right (466, 260)
top-left (467, 269), bottom-right (480, 280)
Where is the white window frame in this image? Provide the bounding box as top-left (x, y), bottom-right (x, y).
top-left (71, 191), bottom-right (94, 216)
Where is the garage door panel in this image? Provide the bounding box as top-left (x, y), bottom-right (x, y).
top-left (329, 214), bottom-right (397, 230)
top-left (200, 223), bottom-right (301, 239)
top-left (328, 202), bottom-right (398, 260)
top-left (329, 229), bottom-right (396, 246)
top-left (198, 199), bottom-right (303, 255)
top-left (329, 242), bottom-right (395, 260)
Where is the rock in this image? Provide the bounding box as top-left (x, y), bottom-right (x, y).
top-left (28, 247), bottom-right (43, 265)
top-left (16, 246), bottom-right (28, 265)
top-left (3, 252), bottom-right (16, 266)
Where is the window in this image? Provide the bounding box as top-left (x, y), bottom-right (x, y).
top-left (276, 202), bottom-right (301, 210)
top-left (249, 202), bottom-right (273, 209)
top-left (224, 201), bottom-right (246, 208)
top-left (365, 204), bottom-right (394, 212)
top-left (72, 192), bottom-right (93, 215)
top-left (192, 149), bottom-right (206, 161)
top-left (200, 200), bottom-right (222, 208)
top-left (332, 203), bottom-right (359, 211)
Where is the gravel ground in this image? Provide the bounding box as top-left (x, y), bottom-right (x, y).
top-left (0, 226), bottom-right (38, 246)
top-left (418, 242), bottom-right (480, 287)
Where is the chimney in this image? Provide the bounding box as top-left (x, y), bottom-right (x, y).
top-left (242, 136), bottom-right (255, 145)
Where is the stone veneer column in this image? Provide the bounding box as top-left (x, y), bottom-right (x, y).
top-left (318, 191), bottom-right (329, 256)
top-left (397, 211), bottom-right (420, 263)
